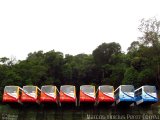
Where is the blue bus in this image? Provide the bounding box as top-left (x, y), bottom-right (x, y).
top-left (114, 85), bottom-right (135, 105)
top-left (135, 85), bottom-right (158, 105)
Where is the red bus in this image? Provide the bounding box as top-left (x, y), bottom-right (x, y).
top-left (21, 86), bottom-right (41, 104)
top-left (3, 86), bottom-right (22, 104)
top-left (40, 85), bottom-right (59, 105)
top-left (79, 85), bottom-right (96, 105)
top-left (96, 85), bottom-right (115, 105)
top-left (60, 85), bottom-right (77, 106)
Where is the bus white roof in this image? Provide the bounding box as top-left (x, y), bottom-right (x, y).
top-left (41, 85), bottom-right (56, 87)
top-left (135, 85), bottom-right (156, 91)
top-left (80, 85), bottom-right (95, 88)
top-left (5, 86), bottom-right (19, 88)
top-left (114, 85), bottom-right (134, 92)
top-left (98, 85), bottom-right (113, 89)
top-left (60, 85), bottom-right (75, 88)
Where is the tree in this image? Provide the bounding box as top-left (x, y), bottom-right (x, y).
top-left (127, 41), bottom-right (140, 57)
top-left (137, 68), bottom-right (154, 86)
top-left (138, 17), bottom-right (160, 88)
top-left (44, 50), bottom-right (64, 85)
top-left (0, 57), bottom-right (9, 64)
top-left (92, 42), bottom-right (121, 66)
top-left (138, 17), bottom-right (160, 47)
top-left (109, 63), bottom-right (127, 88)
top-left (122, 67), bottom-right (139, 87)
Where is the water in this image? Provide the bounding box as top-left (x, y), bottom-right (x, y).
top-left (0, 104), bottom-right (160, 120)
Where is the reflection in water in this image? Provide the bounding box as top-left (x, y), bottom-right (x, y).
top-left (0, 104), bottom-right (160, 120)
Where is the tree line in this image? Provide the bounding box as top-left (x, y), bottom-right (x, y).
top-left (0, 17), bottom-right (160, 100)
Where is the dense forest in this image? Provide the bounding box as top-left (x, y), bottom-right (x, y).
top-left (0, 17), bottom-right (160, 100)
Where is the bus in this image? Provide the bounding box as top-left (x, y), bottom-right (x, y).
top-left (114, 85), bottom-right (135, 105)
top-left (3, 86), bottom-right (22, 104)
top-left (60, 85), bottom-right (77, 106)
top-left (21, 86), bottom-right (41, 104)
top-left (40, 85), bottom-right (59, 105)
top-left (96, 85), bottom-right (115, 105)
top-left (79, 85), bottom-right (96, 105)
top-left (135, 85), bottom-right (158, 105)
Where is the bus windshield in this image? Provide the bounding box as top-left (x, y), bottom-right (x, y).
top-left (144, 86), bottom-right (156, 93)
top-left (100, 86), bottom-right (113, 93)
top-left (5, 86), bottom-right (18, 93)
top-left (81, 85), bottom-right (94, 94)
top-left (121, 85), bottom-right (134, 92)
top-left (61, 86), bottom-right (74, 94)
top-left (23, 86), bottom-right (36, 93)
top-left (42, 86), bottom-right (55, 93)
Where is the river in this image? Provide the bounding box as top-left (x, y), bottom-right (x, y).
top-left (0, 103), bottom-right (160, 120)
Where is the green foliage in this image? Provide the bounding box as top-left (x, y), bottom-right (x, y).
top-left (0, 57), bottom-right (9, 64)
top-left (122, 67), bottom-right (139, 87)
top-left (110, 63), bottom-right (127, 88)
top-left (92, 42), bottom-right (121, 66)
top-left (137, 68), bottom-right (154, 85)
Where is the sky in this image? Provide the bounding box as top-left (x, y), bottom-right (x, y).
top-left (0, 0), bottom-right (160, 60)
